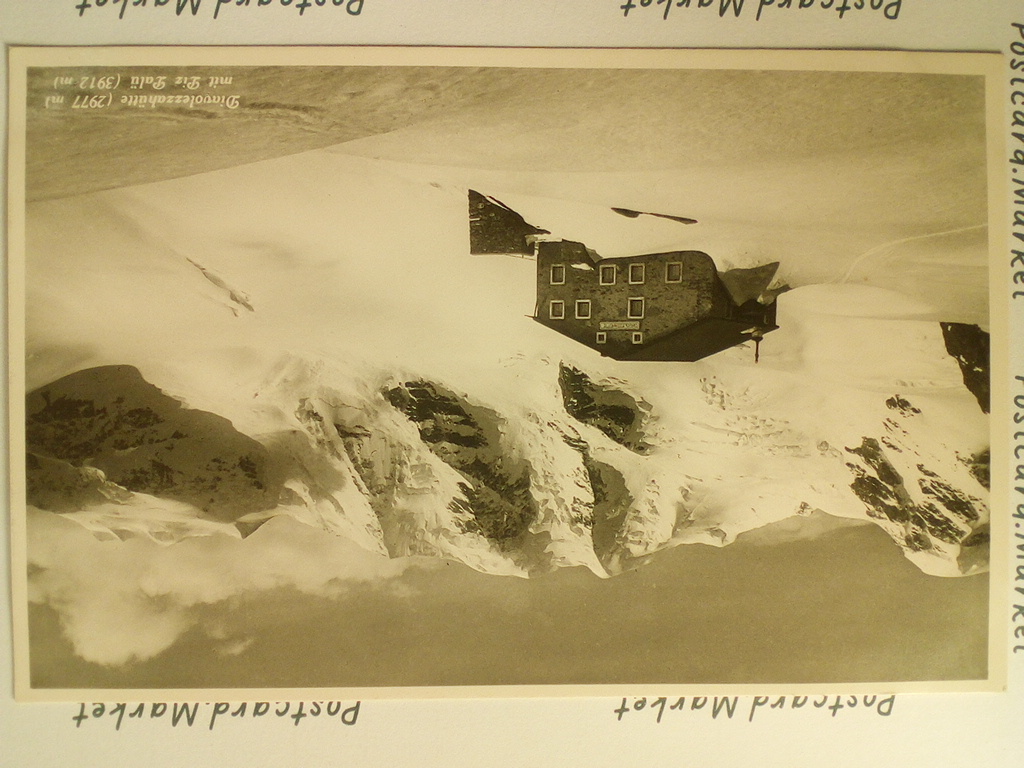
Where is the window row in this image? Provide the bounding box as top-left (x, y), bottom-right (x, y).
top-left (548, 297), bottom-right (644, 320)
top-left (550, 262), bottom-right (683, 286)
top-left (595, 330), bottom-right (643, 345)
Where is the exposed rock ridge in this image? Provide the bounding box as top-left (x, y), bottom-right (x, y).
top-left (26, 365), bottom-right (279, 522)
top-left (26, 362), bottom-right (989, 579)
top-left (940, 322), bottom-right (989, 414)
top-left (557, 363), bottom-right (653, 454)
top-left (842, 392), bottom-right (988, 575)
top-left (385, 380), bottom-right (536, 548)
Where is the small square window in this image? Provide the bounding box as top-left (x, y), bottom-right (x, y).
top-left (631, 331), bottom-right (644, 345)
top-left (627, 297), bottom-right (645, 319)
top-left (549, 300), bottom-right (565, 320)
top-left (575, 299), bottom-right (592, 319)
top-left (666, 262), bottom-right (683, 283)
top-left (628, 263), bottom-right (645, 284)
top-left (550, 264), bottom-right (566, 285)
top-left (596, 331), bottom-right (607, 344)
top-left (599, 264), bottom-right (617, 285)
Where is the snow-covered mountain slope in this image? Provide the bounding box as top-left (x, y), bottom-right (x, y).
top-left (23, 150), bottom-right (990, 582)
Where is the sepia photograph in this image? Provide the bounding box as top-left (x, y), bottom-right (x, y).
top-left (7, 47), bottom-right (1004, 697)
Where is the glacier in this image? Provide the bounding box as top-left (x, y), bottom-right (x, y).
top-left (18, 140), bottom-right (994, 675)
top-left (26, 257), bottom-right (989, 584)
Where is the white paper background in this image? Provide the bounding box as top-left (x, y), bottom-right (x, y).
top-left (2, 2), bottom-right (1021, 766)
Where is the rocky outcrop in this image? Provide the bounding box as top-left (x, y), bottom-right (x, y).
top-left (385, 379), bottom-right (537, 548)
top-left (610, 207), bottom-right (697, 225)
top-left (963, 448), bottom-right (990, 490)
top-left (468, 189), bottom-right (549, 255)
top-left (582, 455), bottom-right (634, 570)
top-left (557, 364), bottom-right (652, 453)
top-left (844, 434), bottom-right (985, 563)
top-left (185, 257), bottom-right (255, 315)
top-left (940, 322), bottom-right (989, 413)
top-left (26, 451), bottom-right (131, 513)
top-left (25, 361), bottom-right (989, 580)
top-left (26, 365), bottom-right (280, 521)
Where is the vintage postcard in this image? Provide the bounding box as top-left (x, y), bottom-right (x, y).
top-left (6, 47), bottom-right (1007, 700)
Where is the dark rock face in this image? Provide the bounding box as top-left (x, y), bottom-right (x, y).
top-left (26, 365), bottom-right (280, 521)
top-left (583, 455), bottom-right (633, 570)
top-left (468, 189), bottom-right (549, 255)
top-left (886, 395), bottom-right (921, 416)
top-left (844, 436), bottom-right (982, 553)
top-left (846, 438), bottom-right (911, 523)
top-left (918, 475), bottom-right (979, 524)
top-left (546, 416), bottom-right (637, 572)
top-left (610, 207), bottom-right (697, 225)
top-left (963, 448), bottom-right (990, 490)
top-left (557, 364), bottom-right (652, 453)
top-left (940, 322), bottom-right (989, 413)
top-left (385, 379), bottom-right (536, 546)
top-left (26, 451), bottom-right (131, 513)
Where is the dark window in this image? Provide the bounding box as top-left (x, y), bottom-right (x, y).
top-left (599, 264), bottom-right (616, 285)
top-left (549, 300), bottom-right (565, 319)
top-left (575, 299), bottom-right (592, 319)
top-left (628, 263), bottom-right (645, 284)
top-left (550, 264), bottom-right (566, 285)
top-left (666, 262), bottom-right (683, 283)
top-left (627, 297), bottom-right (645, 319)
top-left (596, 331), bottom-right (607, 344)
top-left (631, 331), bottom-right (644, 345)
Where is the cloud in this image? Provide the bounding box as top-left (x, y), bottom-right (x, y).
top-left (27, 508), bottom-right (415, 667)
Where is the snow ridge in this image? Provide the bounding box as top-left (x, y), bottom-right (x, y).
top-left (26, 306), bottom-right (990, 580)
